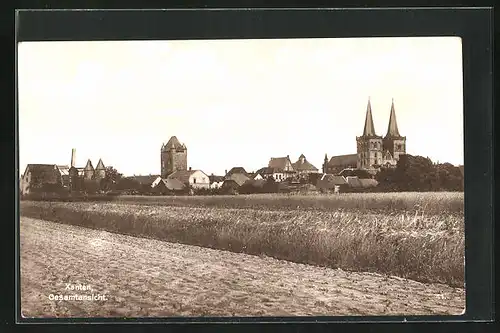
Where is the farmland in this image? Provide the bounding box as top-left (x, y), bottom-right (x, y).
top-left (20, 192), bottom-right (464, 287)
top-left (20, 217), bottom-right (465, 317)
top-left (112, 192), bottom-right (464, 215)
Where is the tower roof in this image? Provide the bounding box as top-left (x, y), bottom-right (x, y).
top-left (84, 159), bottom-right (94, 171)
top-left (95, 158), bottom-right (105, 170)
top-left (163, 136), bottom-right (186, 150)
top-left (362, 98), bottom-right (377, 136)
top-left (385, 99), bottom-right (401, 137)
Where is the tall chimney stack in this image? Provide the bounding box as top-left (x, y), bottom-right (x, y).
top-left (71, 148), bottom-right (76, 167)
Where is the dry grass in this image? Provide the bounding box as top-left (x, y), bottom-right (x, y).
top-left (21, 217), bottom-right (465, 317)
top-left (113, 192), bottom-right (464, 215)
top-left (20, 192), bottom-right (464, 287)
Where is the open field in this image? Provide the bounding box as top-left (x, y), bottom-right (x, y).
top-left (112, 192), bottom-right (464, 215)
top-left (20, 191), bottom-right (464, 287)
top-left (20, 217), bottom-right (465, 317)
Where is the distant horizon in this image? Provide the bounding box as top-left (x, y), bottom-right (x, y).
top-left (18, 37), bottom-right (464, 177)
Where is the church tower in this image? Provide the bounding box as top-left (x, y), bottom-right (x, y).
top-left (382, 99), bottom-right (406, 164)
top-left (161, 136), bottom-right (187, 178)
top-left (356, 98), bottom-right (383, 170)
top-left (322, 154), bottom-right (328, 174)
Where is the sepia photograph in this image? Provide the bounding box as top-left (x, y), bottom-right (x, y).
top-left (18, 37), bottom-right (465, 318)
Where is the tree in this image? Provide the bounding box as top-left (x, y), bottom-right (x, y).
top-left (375, 154), bottom-right (464, 192)
top-left (100, 167), bottom-right (123, 192)
top-left (116, 177), bottom-right (141, 192)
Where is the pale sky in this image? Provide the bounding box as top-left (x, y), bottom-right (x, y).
top-left (18, 37), bottom-right (464, 177)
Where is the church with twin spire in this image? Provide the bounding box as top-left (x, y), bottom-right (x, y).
top-left (323, 98), bottom-right (406, 175)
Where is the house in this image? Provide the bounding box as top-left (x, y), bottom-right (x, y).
top-left (256, 167), bottom-right (288, 182)
top-left (251, 173), bottom-right (264, 180)
top-left (208, 174), bottom-right (225, 189)
top-left (168, 169), bottom-right (210, 189)
top-left (338, 168), bottom-right (373, 179)
top-left (225, 167), bottom-right (249, 178)
top-left (345, 176), bottom-right (363, 189)
top-left (269, 156), bottom-right (294, 172)
top-left (292, 154), bottom-right (319, 175)
top-left (20, 164), bottom-right (63, 196)
top-left (57, 165), bottom-right (70, 187)
top-left (225, 173), bottom-right (250, 187)
top-left (316, 174), bottom-right (348, 193)
top-left (129, 175), bottom-right (161, 187)
top-left (151, 177), bottom-right (185, 194)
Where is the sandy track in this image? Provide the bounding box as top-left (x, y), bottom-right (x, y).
top-left (20, 217), bottom-right (465, 318)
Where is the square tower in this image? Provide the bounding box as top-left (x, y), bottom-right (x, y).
top-left (356, 98), bottom-right (383, 170)
top-left (382, 99), bottom-right (406, 163)
top-left (161, 136), bottom-right (187, 178)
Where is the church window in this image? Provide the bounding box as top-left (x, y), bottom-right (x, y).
top-left (193, 178), bottom-right (197, 184)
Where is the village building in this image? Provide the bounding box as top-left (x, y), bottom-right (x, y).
top-left (225, 167), bottom-right (249, 178)
top-left (167, 169), bottom-right (210, 189)
top-left (292, 154), bottom-right (319, 176)
top-left (21, 149), bottom-right (107, 195)
top-left (129, 174), bottom-right (161, 187)
top-left (224, 172), bottom-right (250, 187)
top-left (256, 167), bottom-right (288, 182)
top-left (20, 164), bottom-right (63, 196)
top-left (208, 174), bottom-right (225, 189)
top-left (322, 154), bottom-right (358, 175)
top-left (316, 174), bottom-right (349, 193)
top-left (57, 165), bottom-right (70, 187)
top-left (338, 168), bottom-right (373, 179)
top-left (249, 173), bottom-right (264, 180)
top-left (151, 177), bottom-right (185, 194)
top-left (260, 156), bottom-right (295, 182)
top-left (161, 136), bottom-right (188, 178)
top-left (66, 149), bottom-right (107, 191)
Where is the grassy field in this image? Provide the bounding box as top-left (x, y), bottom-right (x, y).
top-left (112, 192), bottom-right (464, 215)
top-left (20, 192), bottom-right (464, 287)
top-left (21, 217), bottom-right (465, 317)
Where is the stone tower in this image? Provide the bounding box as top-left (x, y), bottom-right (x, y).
top-left (382, 99), bottom-right (406, 163)
top-left (356, 98), bottom-right (383, 170)
top-left (95, 158), bottom-right (106, 180)
top-left (83, 159), bottom-right (95, 180)
top-left (161, 136), bottom-right (187, 178)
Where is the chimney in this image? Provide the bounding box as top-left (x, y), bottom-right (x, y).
top-left (71, 148), bottom-right (76, 167)
top-left (225, 169), bottom-right (227, 175)
top-left (189, 167), bottom-right (192, 171)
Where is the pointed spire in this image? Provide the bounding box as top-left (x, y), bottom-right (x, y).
top-left (386, 98), bottom-right (401, 137)
top-left (84, 159), bottom-right (94, 171)
top-left (96, 158), bottom-right (105, 170)
top-left (363, 98), bottom-right (377, 136)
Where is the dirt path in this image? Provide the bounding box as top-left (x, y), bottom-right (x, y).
top-left (20, 217), bottom-right (465, 318)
